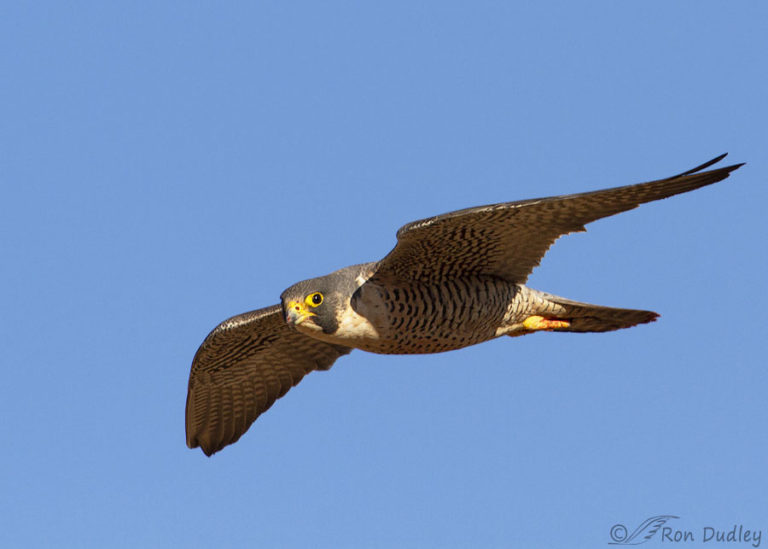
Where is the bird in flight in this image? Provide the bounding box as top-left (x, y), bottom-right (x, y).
top-left (186, 154), bottom-right (743, 456)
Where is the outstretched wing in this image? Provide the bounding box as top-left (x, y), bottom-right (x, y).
top-left (185, 305), bottom-right (352, 456)
top-left (372, 154), bottom-right (743, 285)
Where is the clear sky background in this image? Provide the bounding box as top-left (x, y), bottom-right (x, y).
top-left (1, 2), bottom-right (766, 548)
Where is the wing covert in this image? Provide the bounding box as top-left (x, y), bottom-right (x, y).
top-left (185, 304), bottom-right (351, 456)
top-left (372, 155), bottom-right (743, 285)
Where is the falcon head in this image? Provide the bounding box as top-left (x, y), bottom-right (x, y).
top-left (281, 263), bottom-right (380, 348)
top-left (280, 272), bottom-right (351, 335)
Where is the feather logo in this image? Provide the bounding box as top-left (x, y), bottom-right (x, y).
top-left (609, 516), bottom-right (679, 545)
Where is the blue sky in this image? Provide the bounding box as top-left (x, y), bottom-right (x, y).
top-left (1, 2), bottom-right (766, 548)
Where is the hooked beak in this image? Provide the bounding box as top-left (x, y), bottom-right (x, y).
top-left (285, 300), bottom-right (316, 326)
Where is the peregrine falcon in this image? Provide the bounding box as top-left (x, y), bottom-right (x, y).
top-left (186, 154), bottom-right (743, 456)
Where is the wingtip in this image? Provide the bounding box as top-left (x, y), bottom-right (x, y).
top-left (669, 153), bottom-right (745, 180)
top-left (718, 161), bottom-right (746, 179)
top-left (695, 152), bottom-right (728, 171)
top-left (671, 153), bottom-right (727, 178)
top-left (187, 437), bottom-right (219, 457)
top-left (712, 152), bottom-right (728, 163)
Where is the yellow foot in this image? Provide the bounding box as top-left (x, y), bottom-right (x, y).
top-left (523, 315), bottom-right (571, 331)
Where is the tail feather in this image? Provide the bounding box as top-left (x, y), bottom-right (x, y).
top-left (540, 293), bottom-right (658, 333)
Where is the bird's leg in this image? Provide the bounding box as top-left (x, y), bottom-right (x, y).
top-left (522, 315), bottom-right (571, 331)
top-left (495, 286), bottom-right (573, 337)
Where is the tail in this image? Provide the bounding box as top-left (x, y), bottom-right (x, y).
top-left (532, 292), bottom-right (659, 333)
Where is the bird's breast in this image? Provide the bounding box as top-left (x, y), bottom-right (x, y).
top-left (340, 276), bottom-right (517, 354)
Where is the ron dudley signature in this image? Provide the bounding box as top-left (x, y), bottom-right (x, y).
top-left (609, 516), bottom-right (763, 547)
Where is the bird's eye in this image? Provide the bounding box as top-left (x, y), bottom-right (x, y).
top-left (305, 292), bottom-right (323, 307)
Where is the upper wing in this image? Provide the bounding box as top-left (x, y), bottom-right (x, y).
top-left (372, 154), bottom-right (743, 285)
top-left (185, 304), bottom-right (352, 456)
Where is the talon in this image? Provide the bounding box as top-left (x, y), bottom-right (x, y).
top-left (523, 315), bottom-right (570, 331)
